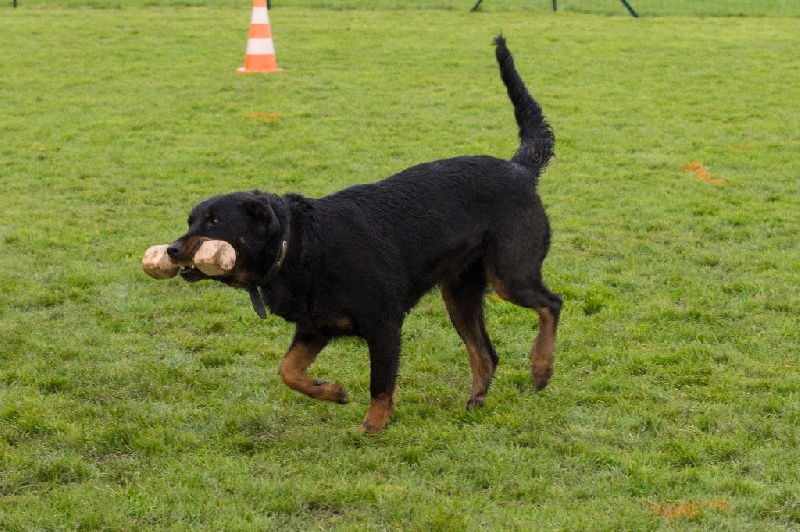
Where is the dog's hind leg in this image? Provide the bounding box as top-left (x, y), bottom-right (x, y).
top-left (279, 329), bottom-right (349, 404)
top-left (360, 326), bottom-right (402, 434)
top-left (441, 264), bottom-right (499, 410)
top-left (488, 270), bottom-right (562, 392)
top-left (529, 290), bottom-right (562, 391)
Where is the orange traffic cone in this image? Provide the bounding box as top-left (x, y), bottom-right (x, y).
top-left (238, 0), bottom-right (282, 74)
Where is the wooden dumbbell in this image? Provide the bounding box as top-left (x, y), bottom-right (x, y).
top-left (141, 244), bottom-right (180, 279)
top-left (193, 240), bottom-right (236, 276)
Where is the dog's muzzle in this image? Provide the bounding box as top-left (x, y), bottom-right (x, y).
top-left (166, 238), bottom-right (209, 282)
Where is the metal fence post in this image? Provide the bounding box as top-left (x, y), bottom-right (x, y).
top-left (620, 0), bottom-right (639, 17)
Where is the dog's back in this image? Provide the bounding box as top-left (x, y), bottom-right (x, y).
top-left (309, 36), bottom-right (557, 315)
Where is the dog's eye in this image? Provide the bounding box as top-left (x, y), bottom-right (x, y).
top-left (209, 217), bottom-right (220, 226)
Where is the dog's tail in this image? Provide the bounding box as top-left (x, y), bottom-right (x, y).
top-left (494, 35), bottom-right (554, 172)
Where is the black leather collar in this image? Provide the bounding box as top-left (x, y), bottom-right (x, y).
top-left (247, 224), bottom-right (290, 319)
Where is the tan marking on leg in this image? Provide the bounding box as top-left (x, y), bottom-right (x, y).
top-left (279, 339), bottom-right (348, 404)
top-left (360, 389), bottom-right (397, 434)
top-left (486, 272), bottom-right (512, 301)
top-left (441, 286), bottom-right (495, 410)
top-left (531, 307), bottom-right (556, 391)
top-left (311, 316), bottom-right (355, 334)
top-left (465, 343), bottom-right (494, 409)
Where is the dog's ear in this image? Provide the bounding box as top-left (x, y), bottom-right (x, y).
top-left (242, 197), bottom-right (279, 236)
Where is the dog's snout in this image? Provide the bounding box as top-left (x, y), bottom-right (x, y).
top-left (166, 242), bottom-right (182, 259)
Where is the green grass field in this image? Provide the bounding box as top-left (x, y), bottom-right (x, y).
top-left (9, 0), bottom-right (800, 16)
top-left (1, 2), bottom-right (799, 529)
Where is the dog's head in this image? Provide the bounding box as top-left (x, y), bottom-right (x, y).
top-left (167, 192), bottom-right (284, 288)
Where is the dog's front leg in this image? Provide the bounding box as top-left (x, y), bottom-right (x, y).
top-left (279, 329), bottom-right (349, 404)
top-left (360, 328), bottom-right (402, 434)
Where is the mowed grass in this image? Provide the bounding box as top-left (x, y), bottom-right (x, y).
top-left (13, 0), bottom-right (800, 16)
top-left (1, 4), bottom-right (799, 529)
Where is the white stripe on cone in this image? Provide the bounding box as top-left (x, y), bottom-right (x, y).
top-left (246, 39), bottom-right (276, 55)
top-left (252, 7), bottom-right (269, 24)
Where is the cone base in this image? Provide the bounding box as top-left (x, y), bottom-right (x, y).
top-left (237, 66), bottom-right (283, 74)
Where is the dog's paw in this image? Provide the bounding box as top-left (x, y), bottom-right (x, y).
top-left (465, 392), bottom-right (486, 410)
top-left (312, 380), bottom-right (349, 404)
top-left (331, 385), bottom-right (350, 405)
top-left (359, 393), bottom-right (395, 434)
top-left (533, 366), bottom-right (552, 391)
top-left (359, 420), bottom-right (383, 435)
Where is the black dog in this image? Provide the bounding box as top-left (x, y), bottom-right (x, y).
top-left (166, 36), bottom-right (562, 433)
